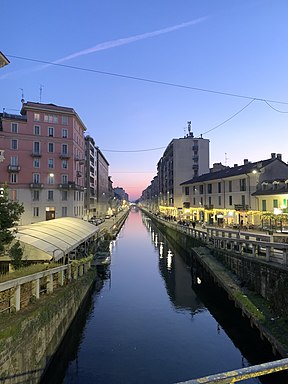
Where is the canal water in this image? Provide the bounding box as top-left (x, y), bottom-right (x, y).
top-left (42, 208), bottom-right (287, 384)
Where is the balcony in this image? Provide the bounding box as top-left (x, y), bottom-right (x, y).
top-left (31, 151), bottom-right (42, 157)
top-left (76, 171), bottom-right (83, 178)
top-left (30, 183), bottom-right (44, 189)
top-left (7, 165), bottom-right (21, 172)
top-left (58, 183), bottom-right (69, 189)
top-left (59, 153), bottom-right (71, 159)
top-left (234, 204), bottom-right (249, 211)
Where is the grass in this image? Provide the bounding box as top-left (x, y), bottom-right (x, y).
top-left (0, 263), bottom-right (60, 283)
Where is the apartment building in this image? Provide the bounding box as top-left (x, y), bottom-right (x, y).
top-left (157, 132), bottom-right (210, 210)
top-left (180, 153), bottom-right (288, 226)
top-left (0, 101), bottom-right (86, 224)
top-left (84, 135), bottom-right (110, 219)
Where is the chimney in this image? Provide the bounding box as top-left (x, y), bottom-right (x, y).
top-left (271, 153), bottom-right (276, 159)
top-left (277, 153), bottom-right (282, 160)
top-left (244, 159), bottom-right (249, 164)
top-left (234, 164), bottom-right (238, 167)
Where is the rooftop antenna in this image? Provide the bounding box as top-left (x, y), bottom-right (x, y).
top-left (187, 121), bottom-right (193, 137)
top-left (40, 84), bottom-right (44, 103)
top-left (20, 88), bottom-right (25, 104)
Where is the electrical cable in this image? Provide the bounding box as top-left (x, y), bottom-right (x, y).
top-left (6, 54), bottom-right (288, 106)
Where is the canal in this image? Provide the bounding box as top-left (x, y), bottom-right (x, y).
top-left (42, 208), bottom-right (288, 384)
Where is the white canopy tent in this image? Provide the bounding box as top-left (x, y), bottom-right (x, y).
top-left (14, 217), bottom-right (99, 262)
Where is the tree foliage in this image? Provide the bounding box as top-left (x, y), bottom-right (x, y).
top-left (0, 185), bottom-right (24, 252)
top-left (9, 240), bottom-right (24, 270)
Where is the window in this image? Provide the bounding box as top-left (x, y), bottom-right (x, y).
top-left (218, 196), bottom-right (221, 206)
top-left (33, 207), bottom-right (39, 217)
top-left (273, 199), bottom-right (278, 208)
top-left (33, 173), bottom-right (40, 184)
top-left (44, 114), bottom-right (58, 123)
top-left (10, 173), bottom-right (17, 183)
top-left (200, 197), bottom-right (203, 205)
top-left (262, 200), bottom-right (267, 211)
top-left (218, 182), bottom-right (221, 193)
top-left (62, 159), bottom-right (68, 169)
top-left (34, 125), bottom-right (40, 135)
top-left (185, 186), bottom-right (189, 196)
top-left (11, 139), bottom-right (18, 150)
top-left (48, 127), bottom-right (54, 137)
top-left (199, 185), bottom-right (204, 195)
top-left (33, 158), bottom-right (40, 168)
top-left (48, 142), bottom-right (54, 153)
top-left (241, 195), bottom-right (246, 207)
top-left (10, 156), bottom-right (18, 166)
top-left (48, 174), bottom-right (54, 184)
top-left (62, 116), bottom-right (68, 125)
top-left (62, 207), bottom-right (68, 217)
top-left (62, 128), bottom-right (68, 138)
top-left (61, 174), bottom-right (68, 184)
top-left (193, 186), bottom-right (197, 195)
top-left (61, 143), bottom-right (68, 155)
top-left (208, 196), bottom-right (212, 206)
top-left (193, 198), bottom-right (196, 205)
top-left (34, 113), bottom-right (40, 121)
top-left (207, 184), bottom-right (212, 194)
top-left (229, 180), bottom-right (232, 192)
top-left (33, 141), bottom-right (40, 154)
top-left (240, 178), bottom-right (246, 191)
top-left (48, 158), bottom-right (54, 169)
top-left (229, 195), bottom-right (233, 205)
top-left (33, 190), bottom-right (40, 201)
top-left (11, 123), bottom-right (18, 133)
top-left (62, 191), bottom-right (68, 201)
top-left (48, 190), bottom-right (54, 201)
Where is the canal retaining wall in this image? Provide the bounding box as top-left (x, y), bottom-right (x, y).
top-left (0, 269), bottom-right (99, 384)
top-left (144, 210), bottom-right (288, 357)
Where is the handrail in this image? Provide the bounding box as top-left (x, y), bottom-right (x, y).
top-left (176, 357), bottom-right (288, 383)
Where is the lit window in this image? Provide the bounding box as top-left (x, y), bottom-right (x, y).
top-left (48, 174), bottom-right (54, 184)
top-left (34, 113), bottom-right (40, 121)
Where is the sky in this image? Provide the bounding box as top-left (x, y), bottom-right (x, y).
top-left (1, 0), bottom-right (288, 201)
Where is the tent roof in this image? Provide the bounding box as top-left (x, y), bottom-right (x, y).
top-left (14, 218), bottom-right (99, 262)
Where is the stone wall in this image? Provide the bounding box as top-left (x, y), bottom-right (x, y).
top-left (0, 269), bottom-right (98, 384)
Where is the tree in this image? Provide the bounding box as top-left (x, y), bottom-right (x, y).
top-left (0, 185), bottom-right (24, 252)
top-left (9, 240), bottom-right (24, 270)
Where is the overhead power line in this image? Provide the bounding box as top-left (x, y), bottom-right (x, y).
top-left (6, 54), bottom-right (288, 106)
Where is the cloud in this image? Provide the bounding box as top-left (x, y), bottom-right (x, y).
top-left (54, 16), bottom-right (210, 64)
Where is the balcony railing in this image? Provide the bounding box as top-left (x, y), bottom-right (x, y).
top-left (59, 153), bottom-right (71, 159)
top-left (31, 151), bottom-right (42, 157)
top-left (29, 183), bottom-right (44, 189)
top-left (7, 165), bottom-right (21, 172)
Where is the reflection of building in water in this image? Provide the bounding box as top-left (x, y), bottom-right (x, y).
top-left (156, 233), bottom-right (205, 314)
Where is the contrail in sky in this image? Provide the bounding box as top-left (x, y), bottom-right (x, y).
top-left (0, 16), bottom-right (209, 79)
top-left (53, 16), bottom-right (209, 64)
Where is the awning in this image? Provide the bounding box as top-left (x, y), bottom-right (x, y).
top-left (13, 217), bottom-right (99, 262)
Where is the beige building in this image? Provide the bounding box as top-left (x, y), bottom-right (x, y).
top-left (157, 131), bottom-right (210, 210)
top-left (180, 153), bottom-right (288, 227)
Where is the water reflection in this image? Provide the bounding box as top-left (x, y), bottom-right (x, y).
top-left (41, 211), bottom-right (288, 384)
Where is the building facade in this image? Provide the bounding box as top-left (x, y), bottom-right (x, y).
top-left (84, 135), bottom-right (110, 219)
top-left (180, 153), bottom-right (288, 227)
top-left (156, 133), bottom-right (210, 211)
top-left (0, 102), bottom-right (86, 224)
